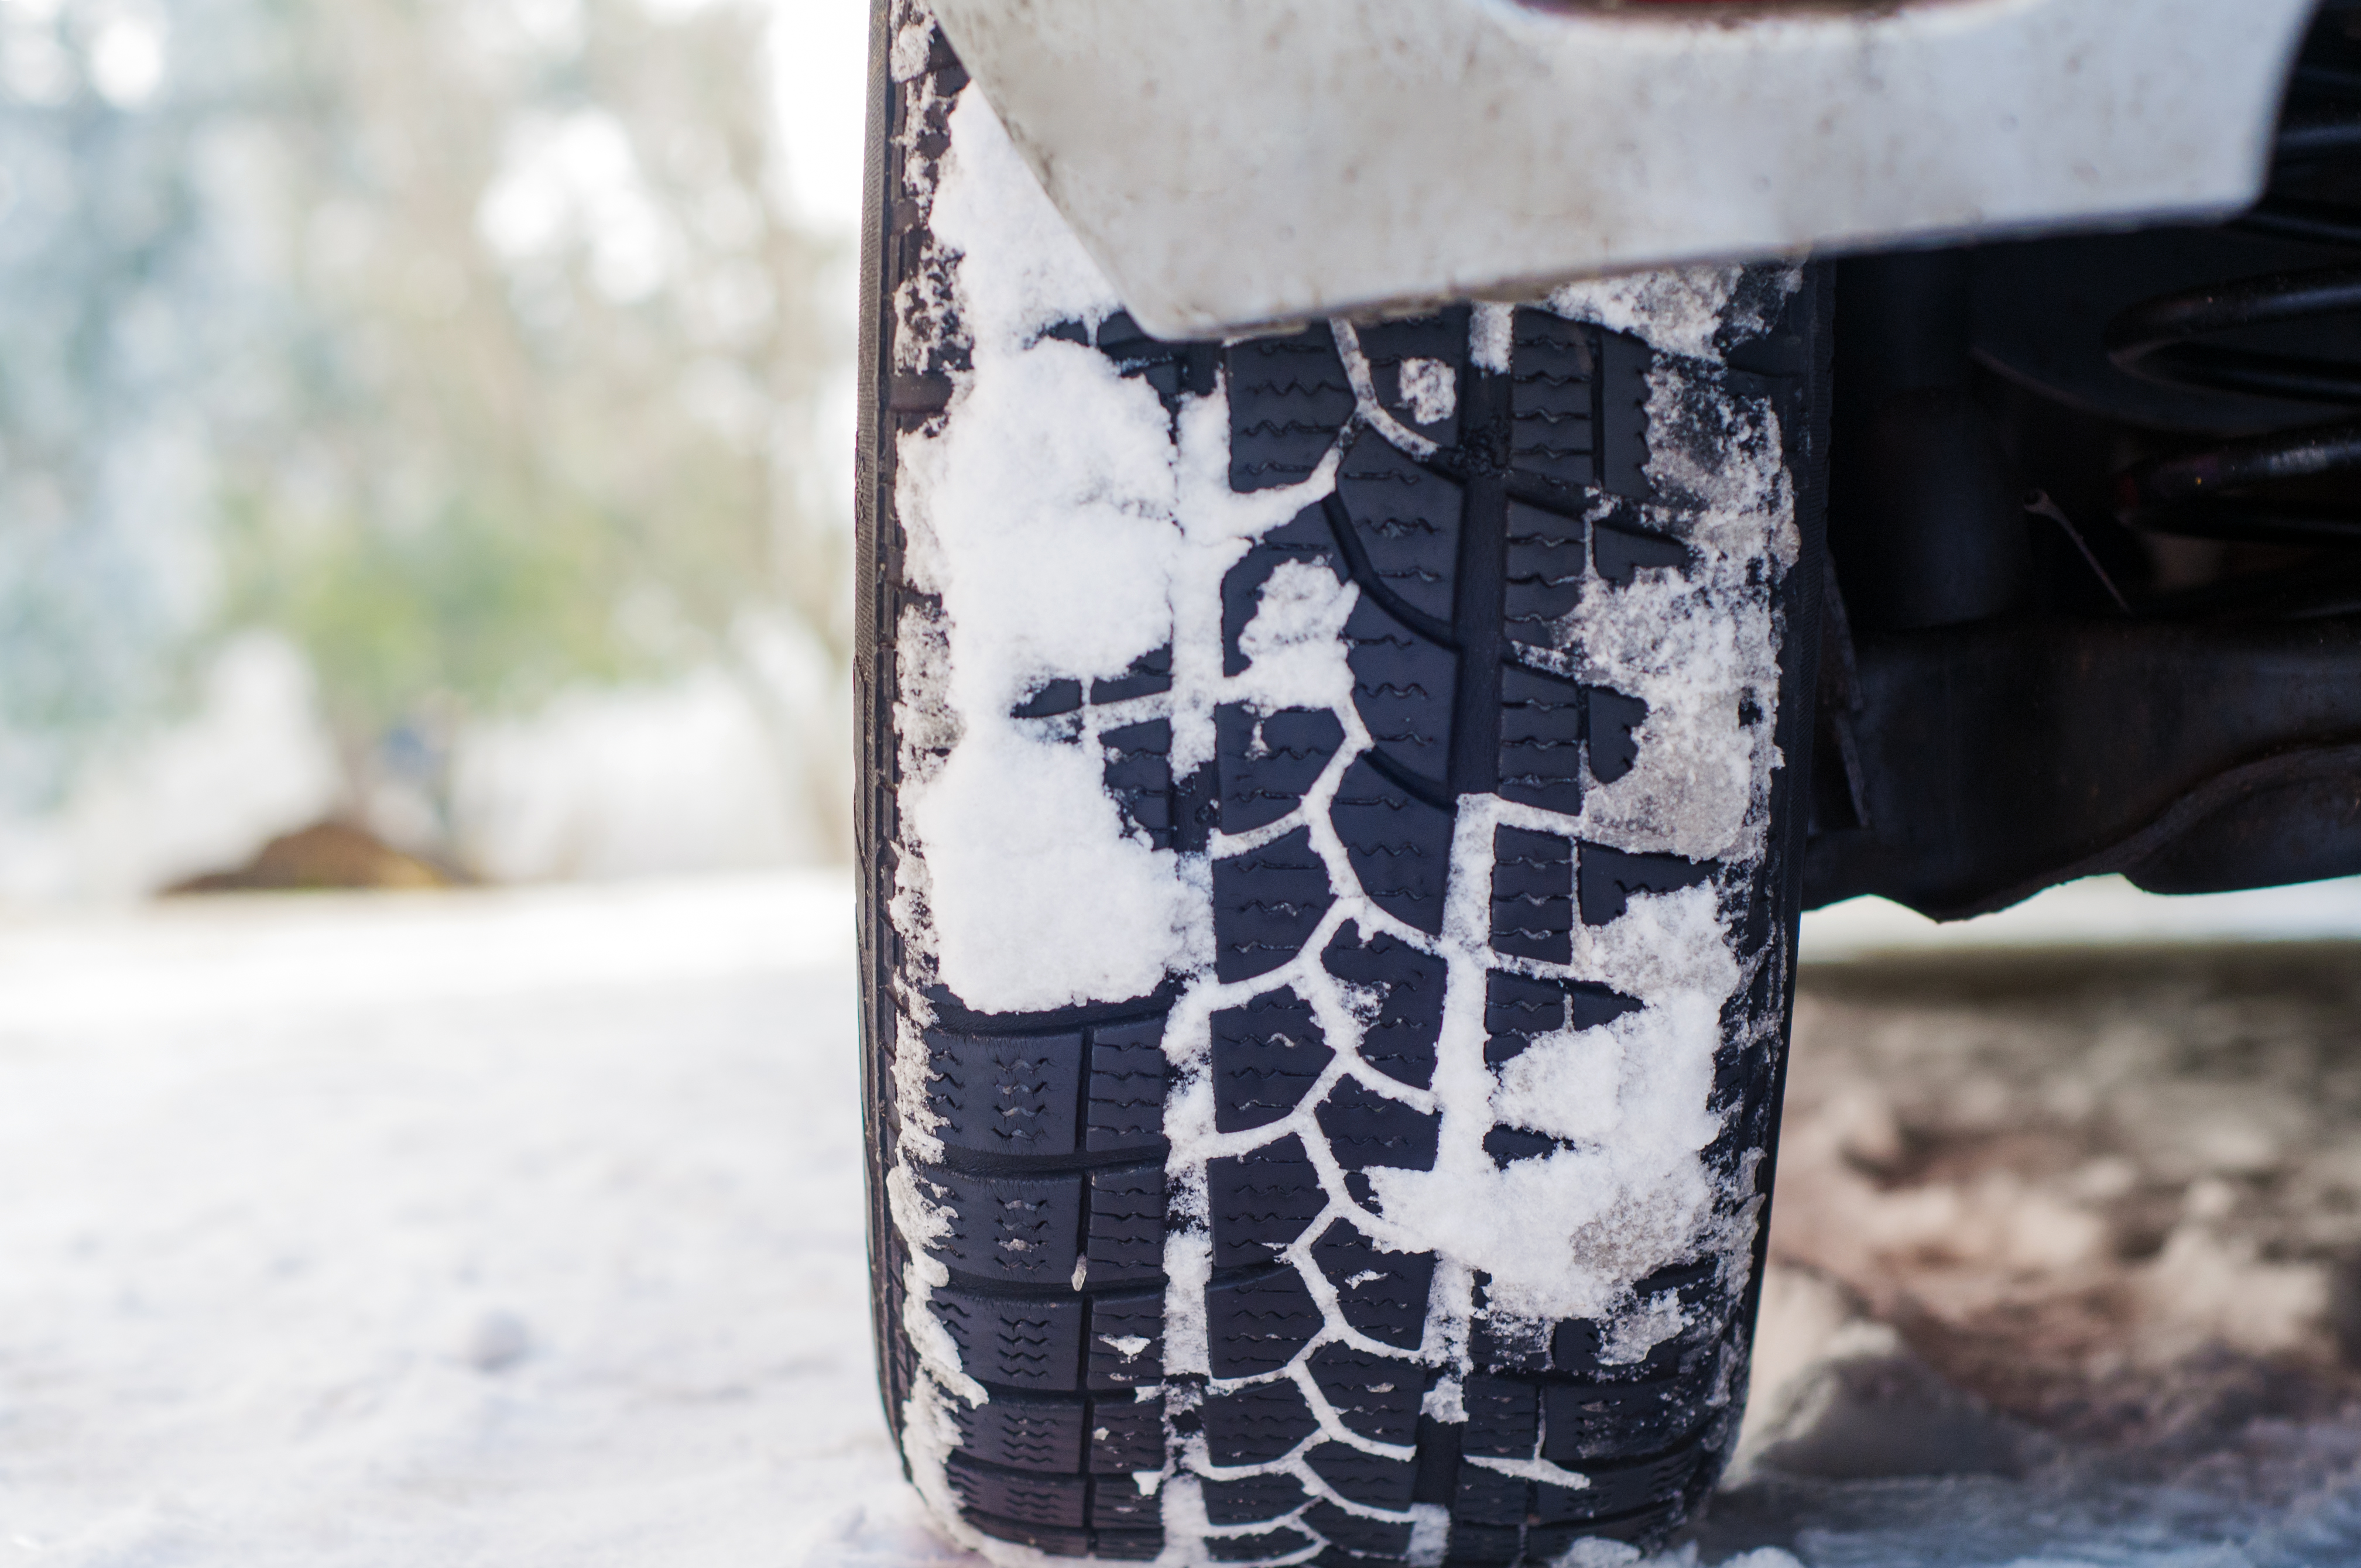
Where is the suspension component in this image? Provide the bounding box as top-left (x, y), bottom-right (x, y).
top-left (2109, 1), bottom-right (2361, 574)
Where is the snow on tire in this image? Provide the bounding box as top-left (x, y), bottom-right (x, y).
top-left (856, 9), bottom-right (1831, 1563)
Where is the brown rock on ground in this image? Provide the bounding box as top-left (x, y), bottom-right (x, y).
top-left (167, 821), bottom-right (460, 893)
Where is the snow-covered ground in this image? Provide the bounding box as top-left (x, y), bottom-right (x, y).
top-left (5, 873), bottom-right (2361, 1566)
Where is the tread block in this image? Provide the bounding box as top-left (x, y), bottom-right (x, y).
top-left (1307, 1344), bottom-right (1424, 1445)
top-left (1201, 1469), bottom-right (1307, 1526)
top-left (1089, 1395), bottom-right (1166, 1473)
top-left (1320, 928), bottom-right (1446, 1089)
top-left (1096, 312), bottom-right (1219, 413)
top-left (1092, 644), bottom-right (1173, 705)
top-left (1552, 1258), bottom-right (1719, 1379)
top-left (1461, 1375), bottom-right (1539, 1459)
top-left (1595, 331), bottom-right (1655, 500)
top-left (1451, 1462), bottom-right (1530, 1526)
top-left (1210, 1134), bottom-right (1329, 1268)
top-left (1314, 1079), bottom-right (1440, 1173)
top-left (1498, 665), bottom-right (1587, 816)
top-left (951, 1392), bottom-right (1087, 1473)
top-left (1342, 597), bottom-right (1456, 787)
top-left (945, 1452), bottom-right (1086, 1528)
top-left (1223, 506), bottom-right (1347, 678)
top-left (1176, 757), bottom-right (1222, 854)
top-left (1085, 1163), bottom-right (1167, 1286)
top-left (1213, 827), bottom-right (1336, 983)
top-left (1359, 308), bottom-right (1469, 445)
top-left (1482, 1126), bottom-right (1567, 1169)
top-left (1092, 1527), bottom-right (1167, 1561)
top-left (1092, 1479), bottom-right (1163, 1530)
top-left (1200, 1380), bottom-right (1320, 1467)
top-left (1304, 1498), bottom-right (1413, 1559)
top-left (1088, 1286), bottom-right (1165, 1390)
top-left (1013, 678), bottom-right (1083, 718)
top-left (1310, 1220), bottom-right (1436, 1350)
top-left (1541, 1377), bottom-right (1705, 1464)
top-left (1533, 1444), bottom-right (1706, 1524)
top-left (1491, 827), bottom-right (1574, 965)
top-left (923, 1029), bottom-right (1083, 1158)
top-left (1442, 1522), bottom-right (1523, 1564)
top-left (1103, 719), bottom-right (1175, 850)
top-left (1212, 989), bottom-right (1334, 1133)
top-left (1207, 1265), bottom-right (1325, 1379)
top-left (1509, 309), bottom-right (1599, 490)
top-left (1337, 431), bottom-right (1462, 625)
top-left (1331, 759), bottom-right (1455, 935)
top-left (931, 1289), bottom-right (1083, 1391)
top-left (1306, 1442), bottom-right (1418, 1511)
top-left (1586, 687), bottom-right (1649, 785)
top-left (917, 1165), bottom-right (1081, 1285)
top-left (1483, 972), bottom-right (1644, 1067)
top-left (1228, 327), bottom-right (1355, 492)
top-left (1594, 517), bottom-right (1688, 585)
top-left (1218, 704), bottom-right (1346, 833)
top-left (1210, 1526), bottom-right (1317, 1562)
top-left (964, 1511), bottom-right (1091, 1557)
top-left (1503, 502), bottom-right (1586, 647)
top-left (1577, 845), bottom-right (1715, 927)
top-left (1468, 1291), bottom-right (1551, 1374)
top-left (1085, 1020), bottom-right (1168, 1155)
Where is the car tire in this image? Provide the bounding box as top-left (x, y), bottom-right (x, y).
top-left (856, 6), bottom-right (1832, 1562)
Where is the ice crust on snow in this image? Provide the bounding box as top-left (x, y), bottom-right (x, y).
top-left (885, 9), bottom-right (1800, 1555)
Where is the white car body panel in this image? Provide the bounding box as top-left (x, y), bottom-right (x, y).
top-left (922, 0), bottom-right (2320, 339)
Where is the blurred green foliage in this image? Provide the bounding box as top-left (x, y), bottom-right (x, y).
top-left (0, 0), bottom-right (848, 849)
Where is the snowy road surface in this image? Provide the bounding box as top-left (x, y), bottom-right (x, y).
top-left (4, 873), bottom-right (2360, 1566)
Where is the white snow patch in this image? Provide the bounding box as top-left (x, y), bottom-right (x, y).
top-left (1462, 1453), bottom-right (1591, 1490)
top-left (1231, 557), bottom-right (1359, 719)
top-left (893, 87), bottom-right (1195, 1015)
top-left (1546, 265), bottom-right (1758, 362)
top-left (889, 18), bottom-right (933, 81)
top-left (908, 719), bottom-right (1191, 1013)
top-left (1471, 301), bottom-right (1514, 372)
top-left (1551, 1543), bottom-right (1643, 1568)
top-left (1374, 872), bottom-right (1743, 1325)
top-left (1397, 356), bottom-right (1456, 424)
top-left (1599, 1288), bottom-right (1689, 1367)
top-left (924, 88), bottom-right (1121, 345)
top-left (1406, 1503), bottom-right (1451, 1566)
top-left (899, 339), bottom-right (1177, 701)
top-left (1550, 366), bottom-right (1793, 865)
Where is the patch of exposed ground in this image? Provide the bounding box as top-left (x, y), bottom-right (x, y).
top-left (1763, 945), bottom-right (2361, 1468)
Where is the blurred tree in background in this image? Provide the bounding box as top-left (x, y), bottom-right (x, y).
top-left (0, 0), bottom-right (850, 876)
